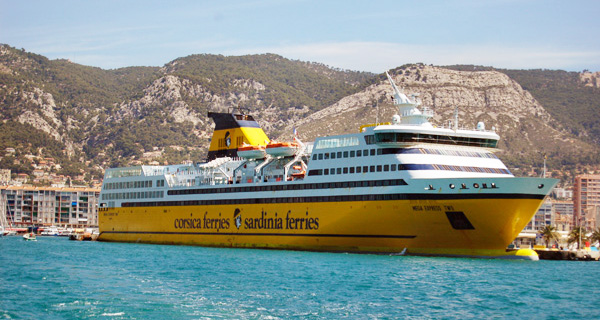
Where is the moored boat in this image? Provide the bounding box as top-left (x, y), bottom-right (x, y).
top-left (23, 232), bottom-right (37, 241)
top-left (97, 71), bottom-right (558, 260)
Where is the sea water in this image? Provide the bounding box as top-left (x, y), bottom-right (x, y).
top-left (1, 236), bottom-right (598, 319)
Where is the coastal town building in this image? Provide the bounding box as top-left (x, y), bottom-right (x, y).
top-left (0, 185), bottom-right (100, 228)
top-left (523, 198), bottom-right (573, 232)
top-left (0, 169), bottom-right (10, 185)
top-left (552, 187), bottom-right (573, 199)
top-left (515, 194), bottom-right (574, 249)
top-left (523, 199), bottom-right (552, 232)
top-left (552, 200), bottom-right (574, 232)
top-left (573, 174), bottom-right (600, 231)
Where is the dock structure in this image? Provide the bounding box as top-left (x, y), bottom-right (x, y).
top-left (534, 248), bottom-right (599, 261)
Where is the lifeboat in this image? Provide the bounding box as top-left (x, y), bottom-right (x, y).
top-left (290, 170), bottom-right (306, 179)
top-left (237, 144), bottom-right (266, 159)
top-left (265, 141), bottom-right (299, 157)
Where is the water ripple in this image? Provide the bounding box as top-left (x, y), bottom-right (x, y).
top-left (1, 237), bottom-right (599, 319)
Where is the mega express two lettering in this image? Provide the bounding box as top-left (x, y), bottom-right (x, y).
top-left (174, 208), bottom-right (319, 231)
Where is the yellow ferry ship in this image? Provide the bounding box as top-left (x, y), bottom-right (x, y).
top-left (98, 72), bottom-right (558, 260)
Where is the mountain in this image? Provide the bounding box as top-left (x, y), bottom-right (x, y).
top-left (287, 64), bottom-right (600, 181)
top-left (0, 44), bottom-right (372, 182)
top-left (445, 65), bottom-right (600, 146)
top-left (1, 44), bottom-right (599, 185)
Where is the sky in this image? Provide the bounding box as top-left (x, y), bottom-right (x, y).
top-left (1, 0), bottom-right (599, 73)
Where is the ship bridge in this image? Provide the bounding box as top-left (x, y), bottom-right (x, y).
top-left (373, 125), bottom-right (499, 149)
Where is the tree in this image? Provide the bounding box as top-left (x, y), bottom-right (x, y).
top-left (539, 225), bottom-right (559, 248)
top-left (567, 227), bottom-right (587, 249)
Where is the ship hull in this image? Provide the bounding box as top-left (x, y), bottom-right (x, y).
top-left (98, 195), bottom-right (546, 259)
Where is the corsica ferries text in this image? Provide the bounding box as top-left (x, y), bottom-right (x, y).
top-left (174, 209), bottom-right (319, 231)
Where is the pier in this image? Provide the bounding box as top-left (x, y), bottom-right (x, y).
top-left (534, 248), bottom-right (599, 261)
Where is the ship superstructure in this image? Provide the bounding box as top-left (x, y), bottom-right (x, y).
top-left (98, 72), bottom-right (558, 260)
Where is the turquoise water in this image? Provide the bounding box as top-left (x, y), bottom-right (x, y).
top-left (1, 236), bottom-right (599, 319)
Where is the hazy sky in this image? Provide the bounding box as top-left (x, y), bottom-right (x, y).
top-left (1, 0), bottom-right (599, 72)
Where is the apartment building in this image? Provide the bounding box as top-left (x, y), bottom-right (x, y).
top-left (1, 186), bottom-right (100, 228)
top-left (573, 174), bottom-right (600, 231)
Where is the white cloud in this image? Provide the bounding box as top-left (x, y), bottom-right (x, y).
top-left (227, 42), bottom-right (600, 73)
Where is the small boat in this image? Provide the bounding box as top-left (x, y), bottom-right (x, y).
top-left (23, 232), bottom-right (37, 241)
top-left (2, 230), bottom-right (17, 236)
top-left (265, 141), bottom-right (299, 157)
top-left (237, 144), bottom-right (267, 159)
top-left (41, 226), bottom-right (60, 236)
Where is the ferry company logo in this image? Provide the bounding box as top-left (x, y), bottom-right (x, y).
top-left (234, 208), bottom-right (242, 229)
top-left (224, 131), bottom-right (231, 147)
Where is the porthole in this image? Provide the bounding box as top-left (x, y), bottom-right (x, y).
top-left (538, 184), bottom-right (544, 189)
top-left (449, 184), bottom-right (455, 189)
top-left (473, 183), bottom-right (479, 188)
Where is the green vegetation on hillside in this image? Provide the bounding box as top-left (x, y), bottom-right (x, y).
top-left (0, 121), bottom-right (86, 177)
top-left (444, 65), bottom-right (600, 145)
top-left (0, 46), bottom-right (161, 106)
top-left (166, 53), bottom-right (374, 112)
top-left (1, 45), bottom-right (375, 184)
top-left (502, 69), bottom-right (600, 145)
top-left (2, 45), bottom-right (600, 185)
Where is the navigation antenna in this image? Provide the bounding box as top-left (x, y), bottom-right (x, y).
top-left (453, 107), bottom-right (459, 132)
top-left (542, 153), bottom-right (547, 178)
top-left (376, 100), bottom-right (379, 124)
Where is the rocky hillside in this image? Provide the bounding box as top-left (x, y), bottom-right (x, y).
top-left (1, 44), bottom-right (599, 185)
top-left (288, 64), bottom-right (600, 179)
top-left (0, 44), bottom-right (372, 182)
